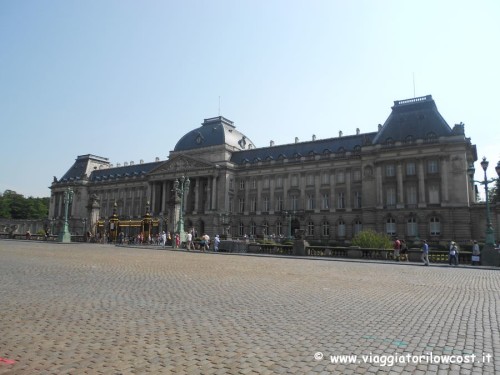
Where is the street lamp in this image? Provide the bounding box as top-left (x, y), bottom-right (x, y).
top-left (82, 218), bottom-right (87, 242)
top-left (173, 176), bottom-right (190, 243)
top-left (57, 187), bottom-right (74, 243)
top-left (469, 157), bottom-right (500, 245)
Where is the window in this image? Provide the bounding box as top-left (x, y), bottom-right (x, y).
top-left (307, 221), bottom-right (315, 236)
top-left (386, 164), bottom-right (395, 177)
top-left (276, 196), bottom-right (283, 211)
top-left (338, 220), bottom-right (346, 237)
top-left (322, 221), bottom-right (330, 236)
top-left (354, 191), bottom-right (362, 209)
top-left (386, 187), bottom-right (396, 206)
top-left (407, 217), bottom-right (418, 237)
top-left (430, 217), bottom-right (440, 235)
top-left (336, 171), bottom-right (345, 184)
top-left (353, 220), bottom-right (363, 235)
top-left (406, 185), bottom-right (417, 205)
top-left (250, 221), bottom-right (256, 236)
top-left (321, 173), bottom-right (330, 185)
top-left (263, 177), bottom-right (270, 188)
top-left (306, 174), bottom-right (314, 186)
top-left (290, 195), bottom-right (299, 210)
top-left (276, 221), bottom-right (283, 236)
top-left (238, 222), bottom-right (245, 236)
top-left (337, 192), bottom-right (345, 209)
top-left (239, 180), bottom-right (245, 190)
top-left (229, 179), bottom-right (234, 190)
top-left (263, 196), bottom-right (269, 212)
top-left (250, 197), bottom-right (257, 212)
top-left (428, 160), bottom-right (439, 174)
top-left (251, 178), bottom-right (257, 189)
top-left (229, 197), bottom-right (234, 213)
top-left (291, 175), bottom-right (298, 187)
top-left (276, 176), bottom-right (283, 188)
top-left (352, 169), bottom-right (362, 182)
top-left (321, 193), bottom-right (329, 210)
top-left (429, 185), bottom-right (440, 204)
top-left (386, 218), bottom-right (396, 236)
top-left (238, 198), bottom-right (245, 213)
top-left (307, 194), bottom-right (315, 210)
top-left (262, 221), bottom-right (269, 235)
top-left (406, 162), bottom-right (416, 176)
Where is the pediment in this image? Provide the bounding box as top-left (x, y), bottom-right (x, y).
top-left (149, 154), bottom-right (215, 175)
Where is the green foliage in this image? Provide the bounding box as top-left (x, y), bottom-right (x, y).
top-left (351, 229), bottom-right (392, 249)
top-left (0, 190), bottom-right (49, 219)
top-left (490, 179), bottom-right (499, 204)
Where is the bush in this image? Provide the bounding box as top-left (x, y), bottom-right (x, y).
top-left (351, 230), bottom-right (392, 249)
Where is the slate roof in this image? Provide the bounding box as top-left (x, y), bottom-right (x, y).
top-left (372, 95), bottom-right (452, 144)
top-left (174, 116), bottom-right (255, 152)
top-left (89, 161), bottom-right (162, 182)
top-left (230, 133), bottom-right (376, 165)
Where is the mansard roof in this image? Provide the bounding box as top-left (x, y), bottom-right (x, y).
top-left (174, 116), bottom-right (255, 152)
top-left (89, 161), bottom-right (162, 182)
top-left (230, 132), bottom-right (376, 165)
top-left (372, 95), bottom-right (453, 144)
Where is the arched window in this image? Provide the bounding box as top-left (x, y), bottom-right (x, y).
top-left (353, 220), bottom-right (363, 235)
top-left (407, 217), bottom-right (418, 237)
top-left (386, 218), bottom-right (396, 236)
top-left (307, 221), bottom-right (315, 236)
top-left (337, 219), bottom-right (346, 237)
top-left (430, 217), bottom-right (440, 236)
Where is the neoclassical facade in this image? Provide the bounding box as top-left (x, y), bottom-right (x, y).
top-left (49, 95), bottom-right (498, 243)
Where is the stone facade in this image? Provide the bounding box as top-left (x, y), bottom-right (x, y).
top-left (49, 96), bottom-right (499, 244)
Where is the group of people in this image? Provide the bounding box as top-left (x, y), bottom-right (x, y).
top-left (185, 231), bottom-right (221, 252)
top-left (394, 238), bottom-right (483, 267)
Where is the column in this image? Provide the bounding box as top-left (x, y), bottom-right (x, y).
top-left (299, 173), bottom-right (306, 210)
top-left (376, 165), bottom-right (383, 208)
top-left (396, 162), bottom-right (404, 208)
top-left (330, 170), bottom-right (336, 212)
top-left (440, 157), bottom-right (449, 204)
top-left (193, 177), bottom-right (199, 214)
top-left (206, 176), bottom-right (212, 211)
top-left (211, 175), bottom-right (217, 211)
top-left (315, 173), bottom-right (320, 213)
top-left (418, 159), bottom-right (426, 207)
top-left (345, 169), bottom-right (352, 211)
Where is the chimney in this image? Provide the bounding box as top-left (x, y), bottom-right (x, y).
top-left (130, 161), bottom-right (134, 165)
top-left (339, 131), bottom-right (343, 137)
top-left (124, 162), bottom-right (128, 166)
top-left (155, 157), bottom-right (160, 162)
top-left (356, 128), bottom-right (360, 135)
top-left (140, 159), bottom-right (144, 164)
top-left (270, 140), bottom-right (275, 147)
top-left (312, 134), bottom-right (316, 141)
top-left (378, 124), bottom-right (382, 131)
top-left (295, 137), bottom-right (299, 143)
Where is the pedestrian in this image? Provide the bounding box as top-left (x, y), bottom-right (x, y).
top-left (214, 234), bottom-right (220, 252)
top-left (393, 237), bottom-right (401, 261)
top-left (175, 233), bottom-right (180, 248)
top-left (186, 231), bottom-right (193, 251)
top-left (202, 233), bottom-right (210, 252)
top-left (400, 239), bottom-right (409, 262)
top-left (421, 240), bottom-right (430, 266)
top-left (449, 241), bottom-right (459, 266)
top-left (471, 240), bottom-right (480, 265)
top-left (161, 231), bottom-right (167, 248)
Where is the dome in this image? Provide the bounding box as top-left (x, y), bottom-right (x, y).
top-left (174, 116), bottom-right (255, 152)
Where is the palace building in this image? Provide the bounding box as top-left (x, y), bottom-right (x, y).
top-left (49, 95), bottom-right (496, 243)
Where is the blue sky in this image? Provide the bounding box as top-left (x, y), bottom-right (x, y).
top-left (1, 0), bottom-right (499, 198)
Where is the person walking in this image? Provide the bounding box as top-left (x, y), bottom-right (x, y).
top-left (174, 233), bottom-right (180, 248)
top-left (400, 239), bottom-right (409, 262)
top-left (214, 234), bottom-right (220, 252)
top-left (421, 240), bottom-right (430, 266)
top-left (471, 240), bottom-right (480, 265)
top-left (393, 237), bottom-right (401, 261)
top-left (186, 231), bottom-right (193, 251)
top-left (449, 241), bottom-right (459, 266)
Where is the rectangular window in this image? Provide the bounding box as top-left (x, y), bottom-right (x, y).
top-left (307, 194), bottom-right (315, 210)
top-left (354, 191), bottom-right (362, 209)
top-left (429, 185), bottom-right (440, 204)
top-left (291, 175), bottom-right (299, 187)
top-left (352, 169), bottom-right (362, 182)
top-left (238, 198), bottom-right (245, 213)
top-left (291, 195), bottom-right (299, 211)
top-left (321, 173), bottom-right (330, 185)
top-left (386, 187), bottom-right (396, 206)
top-left (407, 218), bottom-right (418, 237)
top-left (322, 222), bottom-right (330, 236)
top-left (406, 185), bottom-right (417, 205)
top-left (229, 197), bottom-right (234, 213)
top-left (306, 174), bottom-right (314, 186)
top-left (276, 176), bottom-right (283, 188)
top-left (321, 193), bottom-right (329, 210)
top-left (276, 196), bottom-right (283, 211)
top-left (336, 171), bottom-right (345, 184)
top-left (386, 219), bottom-right (396, 236)
top-left (338, 220), bottom-right (346, 237)
top-left (307, 221), bottom-right (315, 236)
top-left (337, 192), bottom-right (345, 209)
top-left (239, 180), bottom-right (245, 190)
top-left (263, 177), bottom-right (270, 189)
top-left (386, 164), bottom-right (395, 177)
top-left (428, 160), bottom-right (439, 174)
top-left (250, 197), bottom-right (256, 212)
top-left (251, 178), bottom-right (257, 189)
top-left (406, 162), bottom-right (416, 176)
top-left (263, 196), bottom-right (269, 212)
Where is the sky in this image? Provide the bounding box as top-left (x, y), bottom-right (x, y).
top-left (1, 0), bottom-right (499, 198)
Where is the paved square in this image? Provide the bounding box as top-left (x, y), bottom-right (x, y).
top-left (0, 240), bottom-right (499, 374)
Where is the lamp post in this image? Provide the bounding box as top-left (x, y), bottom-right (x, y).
top-left (173, 176), bottom-right (190, 243)
top-left (82, 218), bottom-right (87, 242)
top-left (469, 157), bottom-right (500, 266)
top-left (57, 187), bottom-right (74, 243)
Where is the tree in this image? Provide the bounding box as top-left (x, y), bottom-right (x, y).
top-left (351, 229), bottom-right (392, 249)
top-left (0, 190), bottom-right (49, 219)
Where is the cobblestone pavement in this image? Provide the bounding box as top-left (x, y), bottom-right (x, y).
top-left (0, 240), bottom-right (499, 375)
